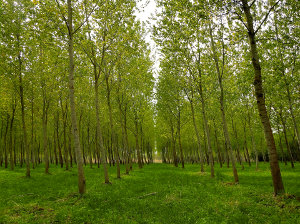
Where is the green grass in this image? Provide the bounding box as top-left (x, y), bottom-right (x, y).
top-left (0, 162), bottom-right (299, 223)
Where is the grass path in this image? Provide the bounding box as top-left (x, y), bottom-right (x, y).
top-left (0, 163), bottom-right (299, 223)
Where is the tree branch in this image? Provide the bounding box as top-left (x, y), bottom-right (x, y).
top-left (73, 3), bottom-right (98, 35)
top-left (254, 0), bottom-right (281, 35)
top-left (55, 0), bottom-right (70, 35)
top-left (234, 10), bottom-right (249, 32)
top-left (249, 0), bottom-right (256, 8)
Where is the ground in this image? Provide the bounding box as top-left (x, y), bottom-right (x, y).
top-left (0, 162), bottom-right (299, 223)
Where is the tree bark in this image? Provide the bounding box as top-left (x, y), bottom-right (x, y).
top-left (209, 21), bottom-right (238, 183)
top-left (56, 112), bottom-right (64, 168)
top-left (177, 111), bottom-right (184, 168)
top-left (4, 115), bottom-right (9, 168)
top-left (66, 0), bottom-right (86, 194)
top-left (213, 120), bottom-right (223, 168)
top-left (276, 123), bottom-right (287, 165)
top-left (42, 97), bottom-right (49, 174)
top-left (94, 75), bottom-right (110, 183)
top-left (248, 109), bottom-right (259, 170)
top-left (241, 0), bottom-right (284, 195)
top-left (274, 16), bottom-right (300, 151)
top-left (117, 94), bottom-right (130, 174)
top-left (231, 119), bottom-right (244, 170)
top-left (196, 62), bottom-right (214, 177)
top-left (105, 74), bottom-right (121, 178)
top-left (17, 36), bottom-right (30, 177)
top-left (170, 120), bottom-right (178, 167)
top-left (279, 110), bottom-right (294, 168)
top-left (135, 112), bottom-right (143, 169)
top-left (188, 95), bottom-right (204, 172)
top-left (9, 100), bottom-right (16, 170)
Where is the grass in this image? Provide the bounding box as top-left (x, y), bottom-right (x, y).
top-left (0, 162), bottom-right (299, 224)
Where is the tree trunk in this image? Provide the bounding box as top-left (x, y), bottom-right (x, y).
top-left (276, 123), bottom-right (287, 165)
top-left (68, 125), bottom-right (73, 168)
top-left (9, 100), bottom-right (16, 170)
top-left (17, 38), bottom-right (30, 177)
top-left (197, 66), bottom-right (214, 177)
top-left (209, 21), bottom-right (238, 183)
top-left (213, 120), bottom-right (223, 168)
top-left (241, 0), bottom-right (284, 195)
top-left (135, 113), bottom-right (143, 169)
top-left (124, 107), bottom-right (132, 170)
top-left (4, 115), bottom-right (9, 168)
top-left (105, 74), bottom-right (121, 178)
top-left (118, 97), bottom-right (130, 174)
top-left (274, 16), bottom-right (300, 152)
top-left (248, 109), bottom-right (259, 170)
top-left (231, 119), bottom-right (244, 170)
top-left (53, 129), bottom-right (58, 166)
top-left (170, 121), bottom-right (178, 167)
top-left (94, 76), bottom-right (110, 183)
top-left (279, 110), bottom-right (294, 168)
top-left (56, 112), bottom-right (64, 168)
top-left (177, 111), bottom-right (184, 168)
top-left (189, 96), bottom-right (204, 172)
top-left (243, 120), bottom-right (251, 166)
top-left (30, 90), bottom-right (35, 169)
top-left (66, 0), bottom-right (86, 194)
top-left (42, 98), bottom-right (49, 174)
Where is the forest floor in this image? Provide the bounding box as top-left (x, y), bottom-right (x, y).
top-left (0, 162), bottom-right (300, 224)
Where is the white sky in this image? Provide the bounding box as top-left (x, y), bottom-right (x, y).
top-left (134, 0), bottom-right (159, 79)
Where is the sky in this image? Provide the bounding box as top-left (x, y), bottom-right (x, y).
top-left (134, 0), bottom-right (159, 79)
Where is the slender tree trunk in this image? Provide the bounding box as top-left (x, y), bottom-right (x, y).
top-left (213, 120), bottom-right (223, 168)
top-left (13, 135), bottom-right (16, 166)
top-left (4, 115), bottom-right (9, 168)
top-left (189, 96), bottom-right (204, 172)
top-left (170, 121), bottom-right (178, 167)
top-left (68, 125), bottom-right (73, 168)
top-left (30, 89), bottom-right (35, 169)
top-left (209, 21), bottom-right (238, 183)
top-left (9, 100), bottom-right (16, 170)
top-left (243, 120), bottom-right (251, 166)
top-left (66, 0), bottom-right (86, 194)
top-left (197, 66), bottom-right (214, 177)
top-left (248, 110), bottom-right (259, 170)
top-left (84, 16), bottom-right (110, 181)
top-left (42, 98), bottom-right (49, 174)
top-left (94, 77), bottom-right (110, 183)
top-left (241, 0), bottom-right (284, 195)
top-left (134, 113), bottom-right (143, 169)
top-left (276, 123), bottom-right (287, 165)
top-left (53, 129), bottom-right (58, 166)
top-left (274, 16), bottom-right (300, 151)
top-left (17, 38), bottom-right (30, 177)
top-left (177, 111), bottom-right (184, 168)
top-left (79, 113), bottom-right (86, 166)
top-left (279, 111), bottom-right (294, 168)
top-left (118, 97), bottom-right (130, 174)
top-left (0, 121), bottom-right (4, 167)
top-left (231, 119), bottom-right (244, 170)
top-left (105, 75), bottom-right (121, 178)
top-left (0, 120), bottom-right (3, 167)
top-left (124, 107), bottom-right (132, 170)
top-left (20, 137), bottom-right (24, 168)
top-left (56, 112), bottom-right (64, 168)
top-left (87, 121), bottom-right (93, 168)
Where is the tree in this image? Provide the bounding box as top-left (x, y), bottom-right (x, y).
top-left (55, 0), bottom-right (86, 194)
top-left (240, 0), bottom-right (284, 195)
